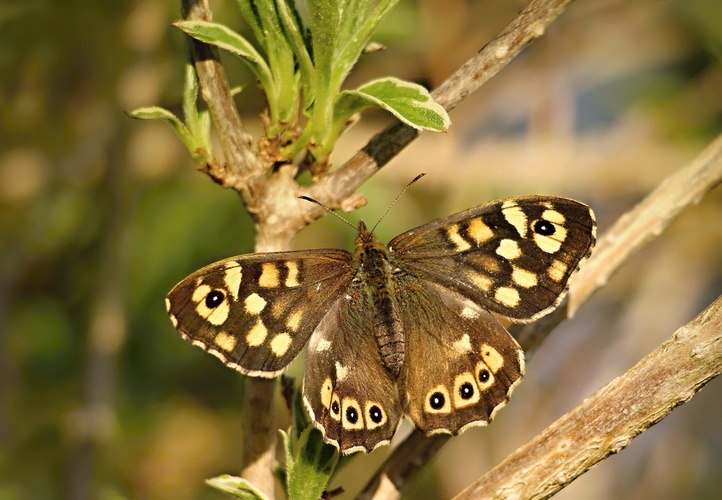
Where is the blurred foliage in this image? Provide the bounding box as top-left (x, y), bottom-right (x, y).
top-left (1, 0), bottom-right (721, 499)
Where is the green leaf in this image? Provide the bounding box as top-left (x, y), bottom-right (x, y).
top-left (182, 62), bottom-right (212, 162)
top-left (173, 20), bottom-right (274, 100)
top-left (285, 425), bottom-right (339, 500)
top-left (127, 106), bottom-right (202, 161)
top-left (334, 77), bottom-right (450, 132)
top-left (205, 475), bottom-right (270, 500)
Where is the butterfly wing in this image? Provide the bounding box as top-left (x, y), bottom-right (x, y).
top-left (389, 196), bottom-right (596, 322)
top-left (166, 251), bottom-right (355, 377)
top-left (303, 281), bottom-right (403, 454)
top-left (396, 279), bottom-right (524, 435)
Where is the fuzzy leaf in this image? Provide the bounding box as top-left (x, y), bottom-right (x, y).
top-left (205, 475), bottom-right (269, 500)
top-left (333, 77), bottom-right (450, 132)
top-left (285, 425), bottom-right (339, 500)
top-left (174, 20), bottom-right (274, 94)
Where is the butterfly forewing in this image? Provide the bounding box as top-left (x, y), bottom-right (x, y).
top-left (166, 251), bottom-right (354, 376)
top-left (389, 196), bottom-right (596, 322)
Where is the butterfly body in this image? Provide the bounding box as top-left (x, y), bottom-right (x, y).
top-left (166, 195), bottom-right (596, 454)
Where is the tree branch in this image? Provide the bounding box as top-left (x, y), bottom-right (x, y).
top-left (456, 293), bottom-right (722, 499)
top-left (304, 0), bottom-right (577, 214)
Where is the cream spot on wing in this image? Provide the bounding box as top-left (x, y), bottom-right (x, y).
top-left (447, 224), bottom-right (472, 252)
top-left (542, 209), bottom-right (566, 224)
top-left (246, 320), bottom-right (268, 346)
top-left (168, 313), bottom-right (178, 328)
top-left (214, 331), bottom-right (237, 352)
top-left (496, 239), bottom-right (521, 260)
top-left (258, 262), bottom-right (280, 288)
top-left (480, 344), bottom-right (504, 372)
top-left (453, 372), bottom-right (480, 408)
top-left (206, 299), bottom-right (230, 325)
top-left (165, 298), bottom-right (172, 312)
top-left (270, 333), bottom-right (292, 357)
top-left (315, 338), bottom-right (332, 352)
top-left (192, 284), bottom-right (212, 304)
top-left (467, 217), bottom-right (494, 245)
top-left (461, 306), bottom-right (479, 320)
top-left (223, 263), bottom-right (243, 299)
top-left (534, 225), bottom-right (567, 253)
top-left (285, 261), bottom-right (300, 287)
top-left (453, 333), bottom-right (473, 354)
top-left (335, 361), bottom-right (349, 381)
top-left (502, 202), bottom-right (528, 237)
top-left (495, 286), bottom-right (520, 308)
top-left (548, 260), bottom-right (568, 282)
top-left (244, 292), bottom-right (267, 315)
top-left (512, 266), bottom-right (538, 288)
top-left (468, 271), bottom-right (493, 292)
top-left (286, 310), bottom-right (302, 332)
top-left (320, 378), bottom-right (333, 409)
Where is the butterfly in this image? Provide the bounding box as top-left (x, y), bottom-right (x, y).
top-left (166, 195), bottom-right (596, 454)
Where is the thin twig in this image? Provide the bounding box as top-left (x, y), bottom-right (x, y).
top-left (456, 294), bottom-right (722, 499)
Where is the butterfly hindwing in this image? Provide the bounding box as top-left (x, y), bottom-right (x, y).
top-left (303, 283), bottom-right (402, 454)
top-left (166, 251), bottom-right (354, 376)
top-left (396, 279), bottom-right (524, 435)
top-left (389, 196), bottom-right (596, 322)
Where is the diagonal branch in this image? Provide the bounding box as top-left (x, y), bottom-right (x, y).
top-left (456, 293), bottom-right (722, 499)
top-left (303, 0), bottom-right (578, 214)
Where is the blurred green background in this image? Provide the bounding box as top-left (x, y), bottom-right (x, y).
top-left (1, 0), bottom-right (721, 498)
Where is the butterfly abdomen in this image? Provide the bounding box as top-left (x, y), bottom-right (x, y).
top-left (356, 226), bottom-right (406, 376)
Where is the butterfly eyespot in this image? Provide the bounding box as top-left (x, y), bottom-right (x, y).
top-left (459, 382), bottom-right (475, 400)
top-left (478, 369), bottom-right (490, 383)
top-left (331, 401), bottom-right (340, 415)
top-left (205, 290), bottom-right (225, 308)
top-left (346, 406), bottom-right (359, 424)
top-left (368, 405), bottom-right (383, 424)
top-left (429, 391), bottom-right (446, 410)
top-left (533, 220), bottom-right (555, 236)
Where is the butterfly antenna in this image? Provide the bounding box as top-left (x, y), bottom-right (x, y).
top-left (298, 195), bottom-right (358, 231)
top-left (370, 172), bottom-right (426, 234)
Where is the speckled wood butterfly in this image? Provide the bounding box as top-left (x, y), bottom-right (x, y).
top-left (166, 195), bottom-right (596, 454)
